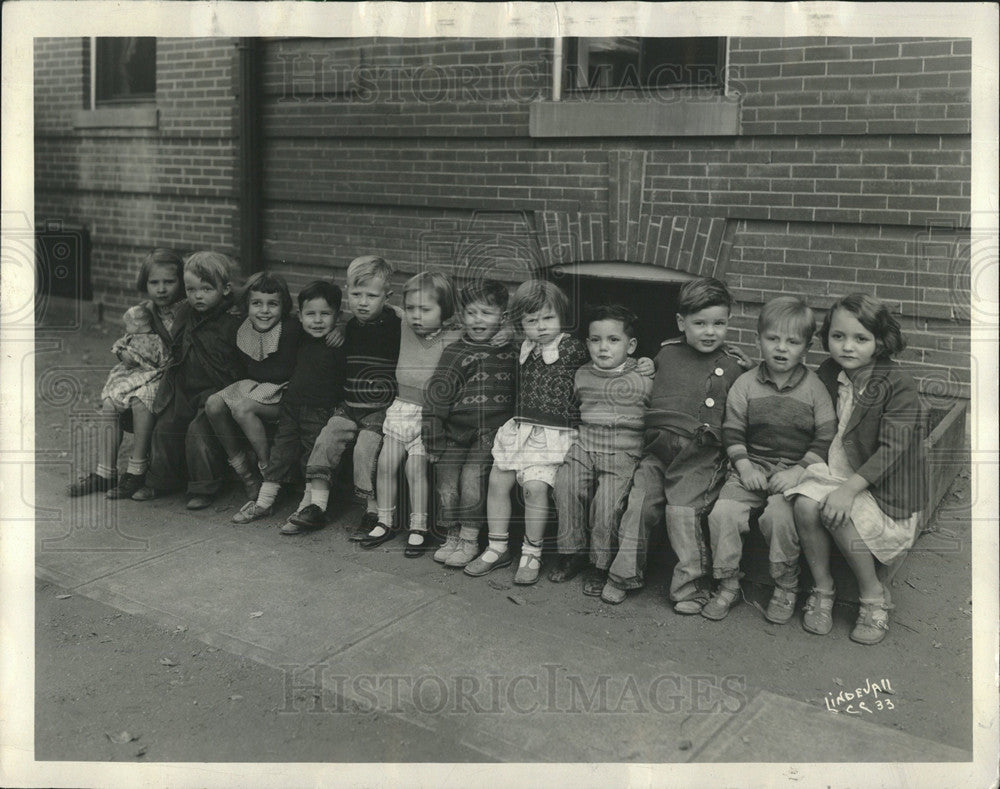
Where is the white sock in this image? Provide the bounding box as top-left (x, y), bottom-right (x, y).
top-left (522, 539), bottom-right (543, 558)
top-left (227, 452), bottom-right (250, 476)
top-left (96, 463), bottom-right (115, 480)
top-left (295, 489), bottom-right (311, 512)
top-left (126, 457), bottom-right (148, 476)
top-left (256, 481), bottom-right (280, 509)
top-left (487, 537), bottom-right (508, 554)
top-left (377, 506), bottom-right (396, 527)
top-left (311, 489), bottom-right (329, 511)
top-left (409, 512), bottom-right (427, 532)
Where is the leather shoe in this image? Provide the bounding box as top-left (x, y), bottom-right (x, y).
top-left (287, 504), bottom-right (328, 529)
top-left (359, 524), bottom-right (397, 549)
top-left (348, 511), bottom-right (379, 542)
top-left (548, 554), bottom-right (588, 583)
top-left (186, 495), bottom-right (213, 510)
top-left (403, 529), bottom-right (431, 558)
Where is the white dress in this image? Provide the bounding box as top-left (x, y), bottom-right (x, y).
top-left (784, 371), bottom-right (919, 563)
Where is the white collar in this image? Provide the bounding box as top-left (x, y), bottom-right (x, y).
top-left (236, 317), bottom-right (282, 362)
top-left (519, 333), bottom-right (565, 365)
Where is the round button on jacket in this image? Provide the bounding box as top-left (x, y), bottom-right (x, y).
top-left (705, 398), bottom-right (715, 408)
top-left (714, 367), bottom-right (725, 376)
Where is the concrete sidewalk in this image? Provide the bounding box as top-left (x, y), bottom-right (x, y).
top-left (34, 463), bottom-right (971, 764)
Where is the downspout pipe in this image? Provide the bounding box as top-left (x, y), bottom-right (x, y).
top-left (237, 38), bottom-right (262, 274)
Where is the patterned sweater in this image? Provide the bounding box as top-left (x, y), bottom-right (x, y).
top-left (422, 335), bottom-right (518, 454)
top-left (575, 359), bottom-right (653, 453)
top-left (645, 339), bottom-right (744, 444)
top-left (517, 334), bottom-right (590, 429)
top-left (342, 309), bottom-right (402, 410)
top-left (722, 363), bottom-right (837, 469)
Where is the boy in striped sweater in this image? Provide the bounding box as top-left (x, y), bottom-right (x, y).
top-left (551, 305), bottom-right (653, 602)
top-left (703, 296), bottom-right (836, 622)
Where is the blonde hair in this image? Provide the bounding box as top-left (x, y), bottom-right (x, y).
top-left (346, 255), bottom-right (394, 289)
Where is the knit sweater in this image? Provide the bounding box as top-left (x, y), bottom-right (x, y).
top-left (422, 335), bottom-right (518, 453)
top-left (575, 359), bottom-right (653, 453)
top-left (395, 321), bottom-right (462, 405)
top-left (241, 317), bottom-right (302, 385)
top-left (343, 309), bottom-right (402, 410)
top-left (282, 334), bottom-right (347, 409)
top-left (645, 339), bottom-right (744, 443)
top-left (722, 363), bottom-right (837, 469)
top-left (517, 334), bottom-right (590, 429)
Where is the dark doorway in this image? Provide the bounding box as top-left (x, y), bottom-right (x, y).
top-left (547, 262), bottom-right (692, 361)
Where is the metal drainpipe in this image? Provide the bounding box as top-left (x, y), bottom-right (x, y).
top-left (237, 38), bottom-right (262, 274)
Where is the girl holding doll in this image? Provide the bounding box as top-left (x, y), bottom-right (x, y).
top-left (68, 248), bottom-right (184, 500)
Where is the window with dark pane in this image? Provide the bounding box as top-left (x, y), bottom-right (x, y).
top-left (565, 37), bottom-right (724, 91)
top-left (95, 37), bottom-right (156, 104)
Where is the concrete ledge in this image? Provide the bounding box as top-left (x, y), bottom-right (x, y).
top-left (530, 96), bottom-right (740, 137)
top-left (72, 106), bottom-right (158, 129)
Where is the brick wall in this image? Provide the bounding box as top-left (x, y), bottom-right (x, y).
top-left (733, 37), bottom-right (971, 135)
top-left (34, 35), bottom-right (972, 398)
top-left (34, 37), bottom-right (239, 314)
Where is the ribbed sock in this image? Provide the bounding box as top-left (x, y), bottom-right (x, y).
top-left (521, 538), bottom-right (543, 559)
top-left (227, 452), bottom-right (251, 477)
top-left (377, 506), bottom-right (396, 527)
top-left (256, 481), bottom-right (280, 509)
top-left (487, 536), bottom-right (508, 554)
top-left (96, 463), bottom-right (115, 480)
top-left (125, 457), bottom-right (148, 476)
top-left (311, 489), bottom-right (329, 511)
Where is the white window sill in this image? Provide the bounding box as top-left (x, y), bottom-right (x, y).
top-left (529, 95), bottom-right (740, 137)
top-left (72, 107), bottom-right (159, 130)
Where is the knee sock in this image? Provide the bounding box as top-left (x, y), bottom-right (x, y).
top-left (311, 488), bottom-right (330, 512)
top-left (228, 452), bottom-right (251, 477)
top-left (96, 463), bottom-right (115, 480)
top-left (256, 481), bottom-right (280, 509)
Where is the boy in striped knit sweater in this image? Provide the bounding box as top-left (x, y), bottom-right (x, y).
top-left (551, 305), bottom-right (653, 603)
top-left (422, 280), bottom-right (518, 565)
top-left (703, 296), bottom-right (836, 622)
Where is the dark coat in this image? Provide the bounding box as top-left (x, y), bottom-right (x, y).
top-left (816, 356), bottom-right (926, 519)
top-left (151, 297), bottom-right (244, 415)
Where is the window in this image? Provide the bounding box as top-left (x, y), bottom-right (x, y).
top-left (93, 37), bottom-right (156, 105)
top-left (530, 36), bottom-right (737, 137)
top-left (564, 37), bottom-right (725, 92)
